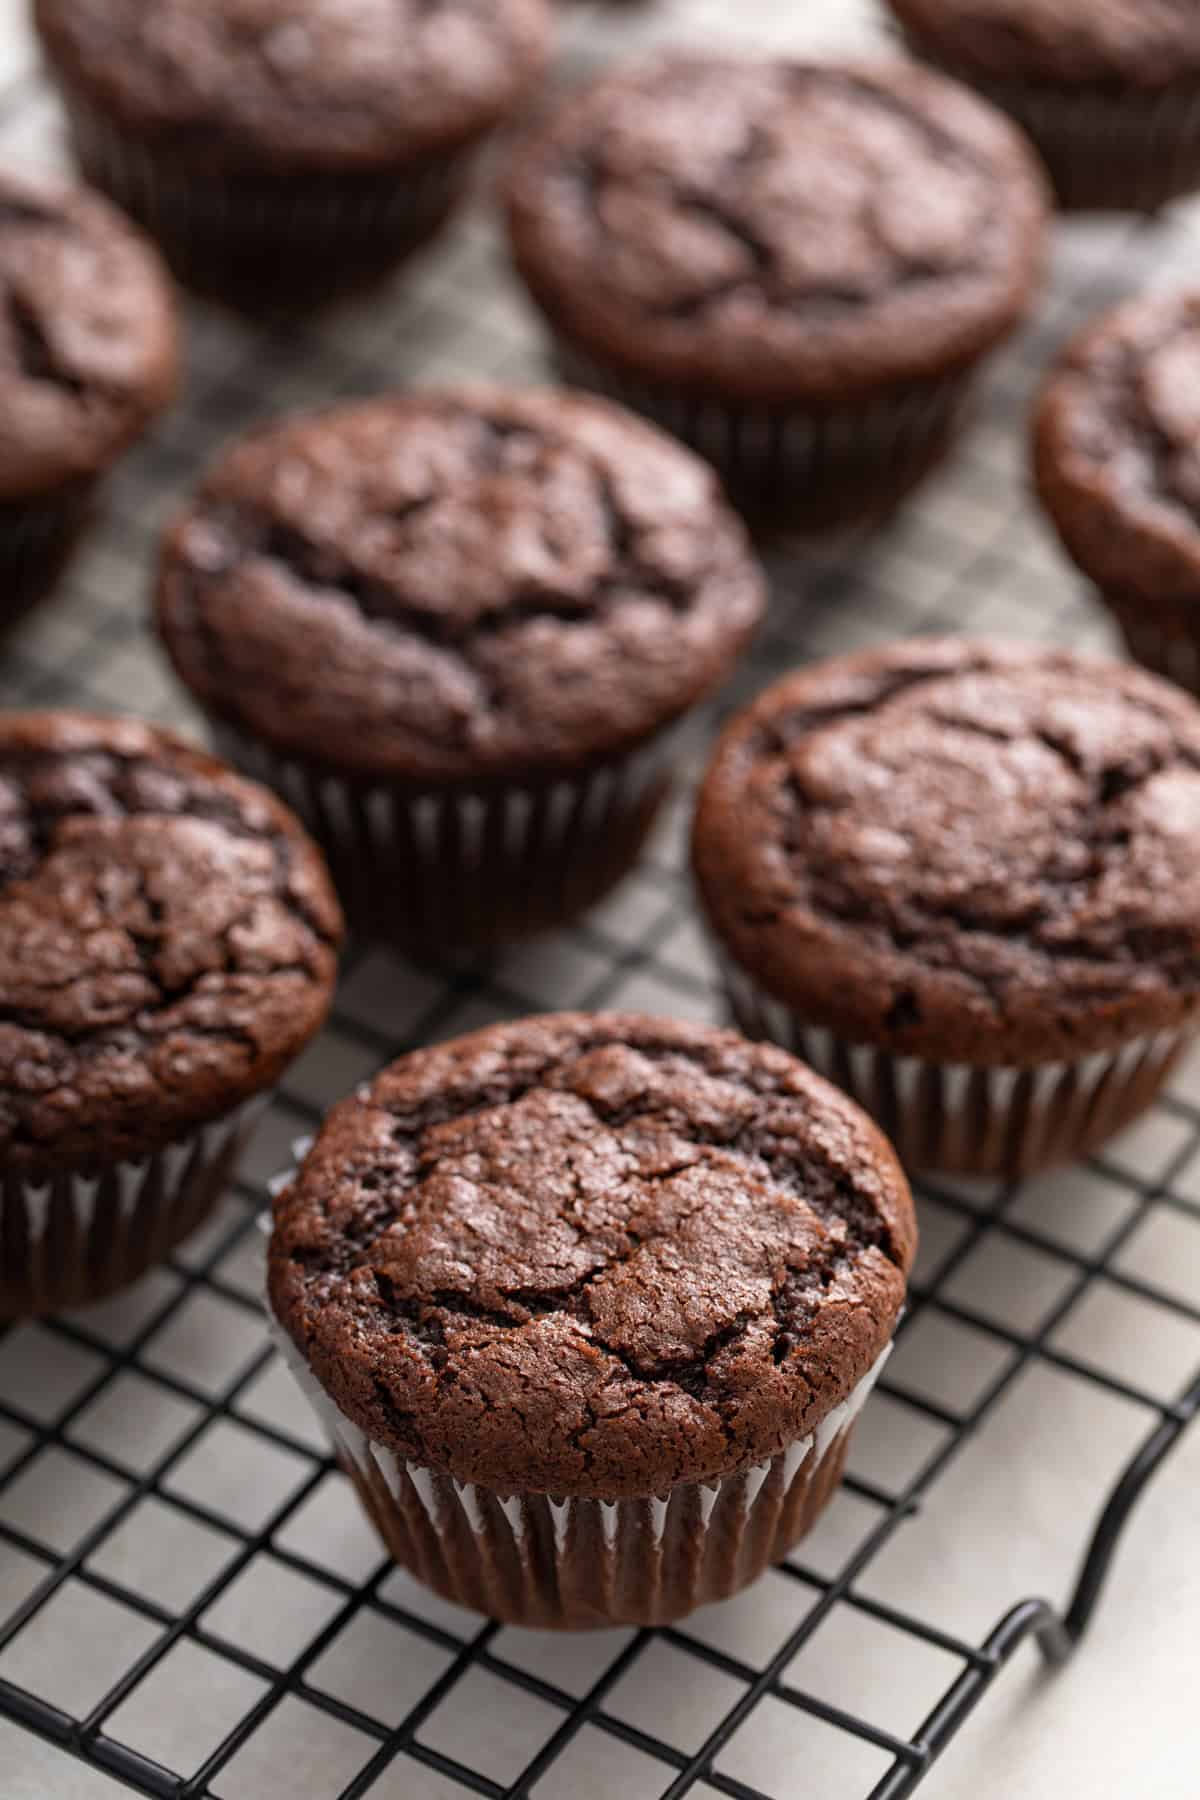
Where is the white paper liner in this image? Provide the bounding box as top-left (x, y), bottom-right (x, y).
top-left (896, 37), bottom-right (1200, 212)
top-left (718, 950), bottom-right (1194, 1178)
top-left (208, 719), bottom-right (681, 949)
top-left (268, 1289), bottom-right (891, 1628)
top-left (549, 339), bottom-right (972, 528)
top-left (0, 1098), bottom-right (265, 1319)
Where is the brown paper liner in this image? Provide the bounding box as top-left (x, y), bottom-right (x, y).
top-left (1102, 597), bottom-right (1200, 697)
top-left (549, 339), bottom-right (972, 532)
top-left (210, 722), bottom-right (678, 951)
top-left (63, 96), bottom-right (474, 307)
top-left (0, 479), bottom-right (96, 627)
top-left (719, 952), bottom-right (1192, 1179)
top-left (0, 1102), bottom-right (261, 1320)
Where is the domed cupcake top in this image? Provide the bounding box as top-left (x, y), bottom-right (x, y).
top-left (0, 712), bottom-right (341, 1172)
top-left (157, 387), bottom-right (764, 784)
top-left (506, 57), bottom-right (1047, 400)
top-left (269, 1013), bottom-right (915, 1496)
top-left (34, 0), bottom-right (552, 166)
top-left (694, 639), bottom-right (1200, 1063)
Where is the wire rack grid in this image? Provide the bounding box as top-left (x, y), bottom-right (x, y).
top-left (3, 2), bottom-right (1200, 1797)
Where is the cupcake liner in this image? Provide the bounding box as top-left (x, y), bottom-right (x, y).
top-left (0, 1099), bottom-right (264, 1320)
top-left (0, 479), bottom-right (96, 626)
top-left (896, 40), bottom-right (1200, 212)
top-left (551, 340), bottom-right (972, 531)
top-left (210, 720), bottom-right (680, 950)
top-left (1106, 601), bottom-right (1200, 696)
top-left (63, 96), bottom-right (473, 305)
top-left (718, 951), bottom-right (1193, 1178)
top-left (270, 1302), bottom-right (890, 1629)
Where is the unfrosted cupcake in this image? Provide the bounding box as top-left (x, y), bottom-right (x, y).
top-left (0, 712), bottom-right (342, 1319)
top-left (888, 0), bottom-right (1200, 212)
top-left (34, 0), bottom-right (552, 306)
top-left (155, 386), bottom-right (765, 950)
top-left (0, 165), bottom-right (177, 620)
top-left (268, 1012), bottom-right (915, 1628)
top-left (693, 639), bottom-right (1200, 1178)
top-left (1035, 290), bottom-right (1200, 692)
top-left (505, 56), bottom-right (1048, 528)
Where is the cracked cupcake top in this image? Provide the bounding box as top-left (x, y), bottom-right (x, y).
top-left (268, 1013), bottom-right (914, 1496)
top-left (505, 57), bottom-right (1047, 403)
top-left (0, 169), bottom-right (177, 500)
top-left (0, 713), bottom-right (342, 1175)
top-left (694, 640), bottom-right (1200, 1065)
top-left (888, 0), bottom-right (1200, 88)
top-left (156, 387), bottom-right (765, 785)
top-left (35, 0), bottom-right (552, 169)
top-left (1036, 292), bottom-right (1200, 613)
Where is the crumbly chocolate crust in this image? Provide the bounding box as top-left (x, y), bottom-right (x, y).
top-left (888, 0), bottom-right (1200, 89)
top-left (505, 56), bottom-right (1047, 403)
top-left (0, 168), bottom-right (177, 500)
top-left (268, 1013), bottom-right (915, 1496)
top-left (1036, 291), bottom-right (1200, 613)
top-left (156, 387), bottom-right (765, 785)
top-left (0, 712), bottom-right (342, 1174)
top-left (34, 0), bottom-right (552, 169)
top-left (693, 639), bottom-right (1200, 1064)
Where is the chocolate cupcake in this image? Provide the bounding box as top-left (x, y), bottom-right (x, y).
top-left (155, 386), bottom-right (765, 950)
top-left (1035, 291), bottom-right (1200, 693)
top-left (693, 640), bottom-right (1200, 1179)
top-left (34, 0), bottom-right (552, 307)
top-left (505, 56), bottom-right (1048, 528)
top-left (887, 0), bottom-right (1200, 212)
top-left (268, 1012), bottom-right (915, 1629)
top-left (0, 712), bottom-right (342, 1319)
top-left (0, 166), bottom-right (177, 622)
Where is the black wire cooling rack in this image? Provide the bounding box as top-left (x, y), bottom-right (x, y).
top-left (4, 3), bottom-right (1200, 1796)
